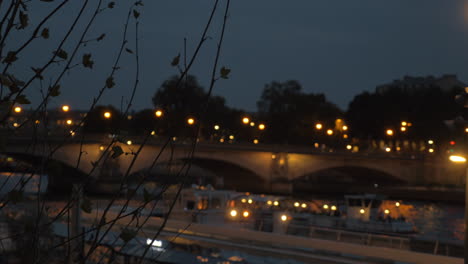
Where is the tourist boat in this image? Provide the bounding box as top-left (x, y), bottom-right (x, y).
top-left (161, 185), bottom-right (416, 235)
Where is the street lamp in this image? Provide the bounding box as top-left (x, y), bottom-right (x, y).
top-left (258, 123), bottom-right (265, 130)
top-left (187, 117), bottom-right (195, 125)
top-left (103, 111), bottom-right (111, 119)
top-left (14, 106), bottom-right (22, 113)
top-left (386, 129), bottom-right (394, 136)
top-left (155, 109), bottom-right (163, 118)
top-left (242, 117), bottom-right (250, 124)
top-left (449, 154), bottom-right (468, 263)
top-left (62, 105), bottom-right (70, 112)
top-left (326, 129), bottom-right (333, 136)
top-left (315, 123), bottom-right (323, 130)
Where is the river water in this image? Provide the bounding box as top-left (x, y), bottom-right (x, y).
top-left (0, 172), bottom-right (464, 244)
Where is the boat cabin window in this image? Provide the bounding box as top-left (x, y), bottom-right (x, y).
top-left (364, 199), bottom-right (371, 207)
top-left (371, 200), bottom-right (382, 208)
top-left (186, 200), bottom-right (195, 210)
top-left (348, 199), bottom-right (361, 206)
top-left (197, 196), bottom-right (208, 210)
top-left (211, 197), bottom-right (222, 209)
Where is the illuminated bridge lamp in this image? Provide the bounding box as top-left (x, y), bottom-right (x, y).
top-left (331, 205), bottom-right (337, 211)
top-left (280, 215), bottom-right (288, 222)
top-left (243, 211), bottom-right (249, 218)
top-left (242, 117), bottom-right (250, 124)
top-left (301, 203), bottom-right (307, 208)
top-left (294, 202), bottom-right (300, 207)
top-left (250, 122), bottom-right (255, 127)
top-left (386, 129), bottom-right (394, 136)
top-left (360, 209), bottom-right (365, 214)
top-left (384, 209), bottom-right (390, 215)
top-left (14, 106), bottom-right (22, 113)
top-left (267, 200), bottom-right (272, 205)
top-left (401, 121), bottom-right (407, 126)
top-left (385, 147), bottom-right (391, 152)
top-left (258, 123), bottom-right (266, 130)
top-left (126, 140), bottom-right (132, 146)
top-left (214, 125), bottom-right (220, 130)
top-left (247, 199), bottom-right (253, 204)
top-left (253, 139), bottom-right (259, 144)
top-left (62, 105), bottom-right (70, 112)
top-left (273, 201), bottom-right (279, 206)
top-left (315, 123), bottom-right (323, 130)
top-left (323, 204), bottom-right (329, 210)
top-left (395, 202), bottom-right (400, 207)
top-left (346, 145), bottom-right (352, 150)
top-left (103, 111), bottom-right (111, 119)
top-left (155, 109), bottom-right (163, 118)
top-left (326, 129), bottom-right (333, 136)
top-left (66, 119), bottom-right (72, 125)
top-left (342, 125), bottom-right (348, 131)
top-left (400, 127), bottom-right (406, 132)
top-left (187, 117), bottom-right (195, 125)
top-left (241, 198), bottom-right (246, 203)
top-left (428, 140), bottom-right (434, 145)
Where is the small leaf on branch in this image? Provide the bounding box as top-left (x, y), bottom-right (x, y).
top-left (111, 146), bottom-right (123, 159)
top-left (0, 74), bottom-right (12, 88)
top-left (49, 84), bottom-right (60, 97)
top-left (106, 76), bottom-right (115, 88)
top-left (108, 2), bottom-right (115, 8)
top-left (18, 11), bottom-right (28, 29)
top-left (82, 53), bottom-right (94, 68)
top-left (220, 66), bottom-right (231, 79)
top-left (3, 52), bottom-right (18, 64)
top-left (80, 197), bottom-right (93, 214)
top-left (170, 54), bottom-right (180, 66)
top-left (133, 10), bottom-right (140, 19)
top-left (125, 48), bottom-right (133, 54)
top-left (119, 228), bottom-right (137, 242)
top-left (97, 33), bottom-right (106, 41)
top-left (16, 95), bottom-right (31, 104)
top-left (8, 190), bottom-right (23, 204)
top-left (41, 28), bottom-right (49, 39)
top-left (55, 49), bottom-right (68, 60)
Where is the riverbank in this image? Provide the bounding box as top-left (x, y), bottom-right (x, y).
top-left (291, 184), bottom-right (465, 203)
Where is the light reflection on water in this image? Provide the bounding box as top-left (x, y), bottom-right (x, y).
top-left (405, 201), bottom-right (464, 242)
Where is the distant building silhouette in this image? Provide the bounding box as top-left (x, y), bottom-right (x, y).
top-left (376, 74), bottom-right (466, 94)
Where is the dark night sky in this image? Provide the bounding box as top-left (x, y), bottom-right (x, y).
top-left (12, 0), bottom-right (468, 112)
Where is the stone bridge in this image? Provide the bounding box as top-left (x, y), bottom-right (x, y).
top-left (1, 136), bottom-right (463, 193)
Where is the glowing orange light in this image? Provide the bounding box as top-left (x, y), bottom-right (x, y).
top-left (155, 110), bottom-right (163, 118)
top-left (62, 105), bottom-right (70, 112)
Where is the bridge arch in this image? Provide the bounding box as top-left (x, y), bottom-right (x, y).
top-left (131, 157), bottom-right (266, 193)
top-left (294, 165), bottom-right (407, 184)
top-left (0, 153), bottom-right (88, 195)
top-left (292, 165), bottom-right (407, 194)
